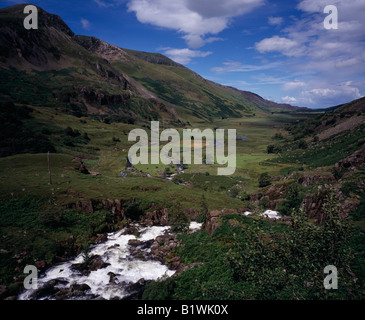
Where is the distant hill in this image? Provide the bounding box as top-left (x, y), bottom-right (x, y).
top-left (0, 4), bottom-right (305, 124)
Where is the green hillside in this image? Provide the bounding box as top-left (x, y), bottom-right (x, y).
top-left (0, 4), bottom-right (364, 300)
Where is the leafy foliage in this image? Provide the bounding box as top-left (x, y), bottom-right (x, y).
top-left (143, 191), bottom-right (363, 300)
top-left (258, 172), bottom-right (272, 188)
top-left (169, 201), bottom-right (190, 233)
top-left (277, 184), bottom-right (304, 216)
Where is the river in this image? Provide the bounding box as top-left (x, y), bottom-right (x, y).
top-left (18, 222), bottom-right (202, 300)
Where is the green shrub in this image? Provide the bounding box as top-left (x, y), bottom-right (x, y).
top-left (298, 139), bottom-right (308, 149)
top-left (169, 201), bottom-right (190, 233)
top-left (124, 200), bottom-right (145, 221)
top-left (259, 172), bottom-right (271, 188)
top-left (277, 184), bottom-right (303, 216)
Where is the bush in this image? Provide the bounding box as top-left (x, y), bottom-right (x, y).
top-left (65, 127), bottom-right (80, 137)
top-left (226, 190), bottom-right (361, 299)
top-left (229, 185), bottom-right (240, 198)
top-left (124, 200), bottom-right (145, 221)
top-left (259, 172), bottom-right (271, 188)
top-left (267, 145), bottom-right (275, 154)
top-left (169, 201), bottom-right (190, 233)
top-left (298, 140), bottom-right (308, 149)
top-left (83, 132), bottom-right (90, 141)
top-left (273, 133), bottom-right (284, 140)
top-left (277, 184), bottom-right (303, 216)
top-left (267, 144), bottom-right (282, 154)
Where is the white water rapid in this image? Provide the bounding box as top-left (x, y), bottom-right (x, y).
top-left (18, 222), bottom-right (201, 300)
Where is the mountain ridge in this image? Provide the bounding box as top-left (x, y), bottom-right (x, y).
top-left (0, 3), bottom-right (306, 123)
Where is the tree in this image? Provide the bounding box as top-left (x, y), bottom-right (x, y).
top-left (169, 201), bottom-right (190, 233)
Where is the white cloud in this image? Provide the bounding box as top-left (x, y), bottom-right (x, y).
top-left (127, 0), bottom-right (264, 48)
top-left (182, 34), bottom-right (224, 49)
top-left (282, 96), bottom-right (297, 103)
top-left (80, 18), bottom-right (91, 30)
top-left (212, 61), bottom-right (281, 72)
top-left (252, 0), bottom-right (365, 107)
top-left (161, 48), bottom-right (212, 64)
top-left (255, 36), bottom-right (303, 57)
top-left (268, 16), bottom-right (283, 26)
top-left (283, 80), bottom-right (306, 91)
top-left (300, 82), bottom-right (362, 107)
top-left (302, 88), bottom-right (337, 97)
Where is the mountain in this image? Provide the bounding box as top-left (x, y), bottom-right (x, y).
top-left (0, 4), bottom-right (303, 125)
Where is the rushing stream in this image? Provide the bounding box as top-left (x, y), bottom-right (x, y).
top-left (18, 222), bottom-right (202, 300)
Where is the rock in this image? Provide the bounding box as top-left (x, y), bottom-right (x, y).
top-left (71, 255), bottom-right (110, 275)
top-left (334, 145), bottom-right (365, 170)
top-left (143, 208), bottom-right (169, 226)
top-left (122, 224), bottom-right (139, 235)
top-left (101, 199), bottom-right (125, 220)
top-left (0, 285), bottom-right (7, 298)
top-left (70, 200), bottom-right (94, 214)
top-left (203, 208), bottom-right (240, 235)
top-left (30, 281), bottom-right (58, 300)
top-left (128, 239), bottom-right (143, 247)
top-left (72, 157), bottom-right (90, 174)
top-left (79, 162), bottom-right (90, 174)
top-left (53, 283), bottom-right (92, 300)
top-left (89, 256), bottom-right (110, 272)
top-left (70, 283), bottom-right (91, 293)
top-left (297, 173), bottom-right (335, 187)
top-left (35, 260), bottom-right (46, 270)
top-left (95, 233), bottom-right (108, 244)
top-left (108, 272), bottom-right (118, 284)
top-left (123, 278), bottom-right (151, 300)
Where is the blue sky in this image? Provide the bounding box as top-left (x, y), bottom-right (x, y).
top-left (2, 0), bottom-right (365, 108)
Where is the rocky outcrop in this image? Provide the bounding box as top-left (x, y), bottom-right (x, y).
top-left (300, 184), bottom-right (359, 223)
top-left (142, 208), bottom-right (169, 226)
top-left (334, 145), bottom-right (365, 170)
top-left (149, 234), bottom-right (195, 273)
top-left (78, 87), bottom-right (131, 106)
top-left (74, 35), bottom-right (128, 63)
top-left (203, 209), bottom-right (237, 235)
top-left (69, 199), bottom-right (126, 221)
top-left (297, 173), bottom-right (335, 187)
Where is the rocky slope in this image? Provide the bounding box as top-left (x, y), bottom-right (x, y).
top-left (248, 97), bottom-right (365, 222)
top-left (0, 3), bottom-right (302, 124)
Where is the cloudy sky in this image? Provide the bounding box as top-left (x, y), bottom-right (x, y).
top-left (2, 0), bottom-right (364, 108)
